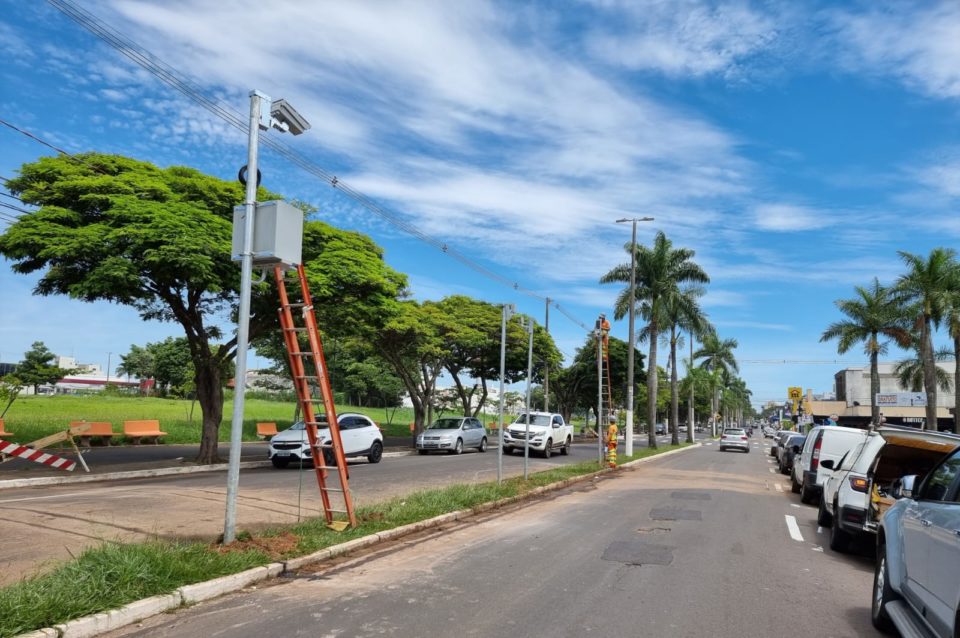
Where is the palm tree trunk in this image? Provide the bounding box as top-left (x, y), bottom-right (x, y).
top-left (921, 317), bottom-right (938, 430)
top-left (647, 317), bottom-right (658, 449)
top-left (670, 326), bottom-right (679, 445)
top-left (869, 340), bottom-right (880, 427)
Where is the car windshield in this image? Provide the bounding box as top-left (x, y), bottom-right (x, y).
top-left (513, 414), bottom-right (552, 426)
top-left (290, 415), bottom-right (329, 431)
top-left (427, 418), bottom-right (463, 430)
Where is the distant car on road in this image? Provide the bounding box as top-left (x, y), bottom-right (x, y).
top-left (268, 413), bottom-right (383, 469)
top-left (416, 417), bottom-right (488, 455)
top-left (655, 423), bottom-right (666, 435)
top-left (719, 428), bottom-right (750, 453)
top-left (873, 441), bottom-right (960, 636)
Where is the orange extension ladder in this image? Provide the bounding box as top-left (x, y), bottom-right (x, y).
top-left (274, 264), bottom-right (356, 530)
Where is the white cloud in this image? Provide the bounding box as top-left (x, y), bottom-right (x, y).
top-left (752, 203), bottom-right (833, 232)
top-left (713, 319), bottom-right (792, 332)
top-left (701, 289), bottom-right (748, 308)
top-left (830, 3), bottom-right (960, 100)
top-left (585, 0), bottom-right (780, 77)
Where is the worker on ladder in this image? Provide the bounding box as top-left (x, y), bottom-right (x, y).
top-left (606, 413), bottom-right (618, 468)
top-left (597, 313), bottom-right (611, 356)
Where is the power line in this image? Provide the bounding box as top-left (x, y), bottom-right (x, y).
top-left (45, 0), bottom-right (592, 334)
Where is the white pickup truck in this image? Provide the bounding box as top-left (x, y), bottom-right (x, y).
top-left (502, 412), bottom-right (573, 458)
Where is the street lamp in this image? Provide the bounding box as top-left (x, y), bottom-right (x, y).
top-left (615, 216), bottom-right (654, 456)
top-left (519, 315), bottom-right (534, 480)
top-left (224, 90), bottom-right (310, 545)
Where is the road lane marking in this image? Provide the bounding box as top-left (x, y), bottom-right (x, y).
top-left (785, 515), bottom-right (804, 542)
top-left (774, 483), bottom-right (782, 492)
top-left (811, 545), bottom-right (824, 552)
top-left (790, 503), bottom-right (801, 508)
top-left (768, 467), bottom-right (776, 473)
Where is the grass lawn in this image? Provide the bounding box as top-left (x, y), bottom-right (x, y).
top-left (0, 395), bottom-right (524, 444)
top-left (0, 395), bottom-right (424, 444)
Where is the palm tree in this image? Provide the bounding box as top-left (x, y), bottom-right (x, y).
top-left (662, 286), bottom-right (708, 445)
top-left (820, 278), bottom-right (909, 427)
top-left (694, 331), bottom-right (738, 435)
top-left (894, 340), bottom-right (952, 394)
top-left (894, 249), bottom-right (959, 430)
top-left (601, 231), bottom-right (709, 449)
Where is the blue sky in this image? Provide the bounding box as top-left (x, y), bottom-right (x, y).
top-left (3, 1), bottom-right (960, 408)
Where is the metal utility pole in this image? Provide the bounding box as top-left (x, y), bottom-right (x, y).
top-left (522, 316), bottom-right (534, 479)
top-left (497, 304), bottom-right (514, 485)
top-left (224, 90), bottom-right (264, 544)
top-left (543, 298), bottom-right (550, 412)
top-left (616, 217), bottom-right (653, 456)
top-left (688, 332), bottom-right (695, 444)
top-left (106, 352), bottom-right (112, 386)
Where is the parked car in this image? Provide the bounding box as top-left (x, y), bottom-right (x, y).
top-left (818, 431), bottom-right (885, 552)
top-left (772, 430), bottom-right (795, 461)
top-left (268, 412), bottom-right (383, 468)
top-left (502, 412), bottom-right (573, 458)
top-left (416, 416), bottom-right (488, 454)
top-left (866, 426), bottom-right (960, 534)
top-left (872, 441), bottom-right (960, 636)
top-left (791, 425), bottom-right (867, 504)
top-left (655, 423), bottom-right (667, 435)
top-left (719, 427), bottom-right (750, 453)
top-left (778, 434), bottom-right (805, 475)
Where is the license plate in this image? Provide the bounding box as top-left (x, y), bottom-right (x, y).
top-left (275, 451), bottom-right (291, 457)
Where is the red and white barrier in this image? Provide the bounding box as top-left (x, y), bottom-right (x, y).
top-left (0, 440), bottom-right (77, 471)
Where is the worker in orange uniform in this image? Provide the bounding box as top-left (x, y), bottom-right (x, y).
top-left (598, 313), bottom-right (611, 356)
top-left (606, 416), bottom-right (618, 468)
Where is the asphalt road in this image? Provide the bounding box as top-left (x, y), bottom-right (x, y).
top-left (100, 437), bottom-right (881, 638)
top-left (1, 438), bottom-right (677, 585)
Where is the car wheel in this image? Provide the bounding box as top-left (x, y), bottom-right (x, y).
top-left (791, 475), bottom-right (801, 494)
top-left (271, 457), bottom-right (290, 469)
top-left (368, 441), bottom-right (383, 464)
top-left (829, 502), bottom-right (851, 553)
top-left (871, 546), bottom-right (898, 632)
top-left (543, 439), bottom-right (552, 458)
top-left (451, 438), bottom-right (463, 455)
top-left (719, 446), bottom-right (725, 452)
top-left (478, 437), bottom-right (487, 453)
top-left (560, 436), bottom-right (571, 455)
top-left (817, 498), bottom-right (832, 527)
top-left (800, 480), bottom-right (817, 505)
top-left (418, 449), bottom-right (428, 455)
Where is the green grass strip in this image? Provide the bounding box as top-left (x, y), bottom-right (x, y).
top-left (0, 443), bottom-right (689, 637)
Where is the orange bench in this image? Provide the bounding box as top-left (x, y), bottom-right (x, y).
top-left (70, 421), bottom-right (116, 446)
top-left (256, 422), bottom-right (278, 439)
top-left (0, 418), bottom-right (12, 439)
top-left (123, 419), bottom-right (168, 444)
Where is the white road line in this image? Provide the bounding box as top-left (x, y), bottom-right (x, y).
top-left (785, 515), bottom-right (804, 542)
top-left (774, 483), bottom-right (783, 492)
top-left (790, 503), bottom-right (801, 508)
top-left (768, 467), bottom-right (776, 473)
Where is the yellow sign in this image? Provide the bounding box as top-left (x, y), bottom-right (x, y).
top-left (788, 387), bottom-right (803, 400)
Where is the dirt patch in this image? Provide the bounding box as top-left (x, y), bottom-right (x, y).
top-left (217, 531), bottom-right (301, 559)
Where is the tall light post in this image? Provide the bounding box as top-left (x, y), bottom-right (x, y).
top-left (224, 91), bottom-right (310, 544)
top-left (543, 298), bottom-right (550, 412)
top-left (520, 315), bottom-right (534, 479)
top-left (496, 304), bottom-right (515, 485)
top-left (615, 217), bottom-right (654, 456)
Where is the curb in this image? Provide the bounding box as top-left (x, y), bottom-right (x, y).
top-left (14, 443), bottom-right (700, 638)
top-left (0, 451), bottom-right (415, 491)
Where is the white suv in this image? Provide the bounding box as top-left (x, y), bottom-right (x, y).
top-left (268, 412), bottom-right (383, 468)
top-left (818, 431), bottom-right (884, 552)
top-left (791, 425), bottom-right (867, 504)
top-left (502, 412), bottom-right (573, 458)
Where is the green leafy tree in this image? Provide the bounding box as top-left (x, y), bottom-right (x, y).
top-left (894, 339), bottom-right (952, 394)
top-left (820, 278), bottom-right (910, 426)
top-left (946, 290), bottom-right (960, 433)
top-left (660, 286), bottom-right (708, 444)
top-left (602, 231), bottom-right (709, 448)
top-left (17, 341), bottom-right (71, 392)
top-left (0, 153), bottom-right (405, 462)
top-left (894, 249), bottom-right (958, 430)
top-left (0, 374), bottom-right (25, 418)
top-left (694, 331), bottom-right (739, 434)
top-left (116, 344), bottom-right (155, 386)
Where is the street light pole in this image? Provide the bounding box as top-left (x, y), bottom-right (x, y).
top-left (616, 216), bottom-right (653, 457)
top-left (521, 316), bottom-right (534, 480)
top-left (497, 304), bottom-right (514, 485)
top-left (543, 298), bottom-right (550, 412)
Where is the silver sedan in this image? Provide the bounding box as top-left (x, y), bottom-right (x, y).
top-left (416, 417), bottom-right (489, 455)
